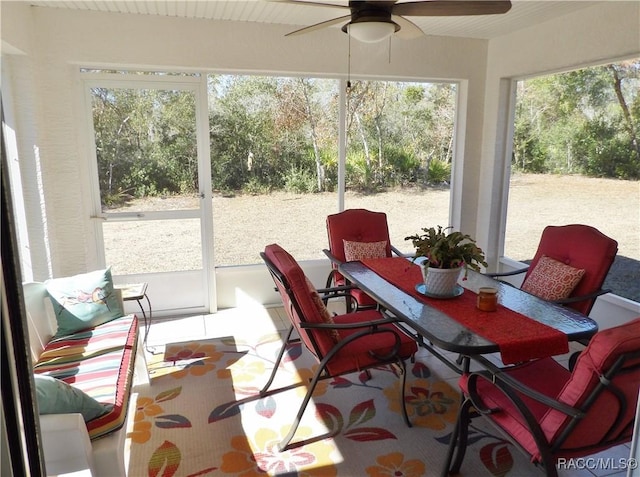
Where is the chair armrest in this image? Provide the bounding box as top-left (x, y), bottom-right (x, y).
top-left (323, 249), bottom-right (342, 268)
top-left (301, 314), bottom-right (401, 331)
top-left (316, 284), bottom-right (357, 295)
top-left (39, 413), bottom-right (96, 475)
top-left (553, 288), bottom-right (611, 306)
top-left (484, 266), bottom-right (530, 278)
top-left (470, 356), bottom-right (583, 418)
top-left (323, 249), bottom-right (346, 289)
top-left (390, 245), bottom-right (407, 257)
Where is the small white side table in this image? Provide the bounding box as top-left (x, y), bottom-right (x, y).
top-left (115, 283), bottom-right (151, 345)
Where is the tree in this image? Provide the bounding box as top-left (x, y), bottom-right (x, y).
top-left (513, 59), bottom-right (640, 179)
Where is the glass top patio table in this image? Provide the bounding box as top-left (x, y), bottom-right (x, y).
top-left (338, 260), bottom-right (598, 360)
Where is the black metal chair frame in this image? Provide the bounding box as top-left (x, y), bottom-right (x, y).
top-left (487, 266), bottom-right (613, 310)
top-left (260, 250), bottom-right (414, 451)
top-left (443, 351), bottom-right (640, 477)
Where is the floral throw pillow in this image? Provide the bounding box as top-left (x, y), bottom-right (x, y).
top-left (521, 255), bottom-right (585, 301)
top-left (343, 240), bottom-right (388, 262)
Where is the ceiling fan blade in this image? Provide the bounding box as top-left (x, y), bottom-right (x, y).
top-left (393, 1), bottom-right (512, 17)
top-left (285, 14), bottom-right (351, 37)
top-left (392, 14), bottom-right (424, 39)
top-left (267, 0), bottom-right (349, 10)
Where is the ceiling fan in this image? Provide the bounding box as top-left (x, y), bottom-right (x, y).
top-left (276, 0), bottom-right (512, 43)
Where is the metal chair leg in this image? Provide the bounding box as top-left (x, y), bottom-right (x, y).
top-left (399, 359), bottom-right (412, 428)
top-left (260, 326), bottom-right (295, 394)
top-left (277, 360), bottom-right (326, 451)
top-left (442, 397), bottom-right (472, 476)
top-left (444, 399), bottom-right (472, 475)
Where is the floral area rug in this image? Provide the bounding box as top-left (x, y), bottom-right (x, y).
top-left (127, 333), bottom-right (536, 477)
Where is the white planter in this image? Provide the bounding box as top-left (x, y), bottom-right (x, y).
top-left (420, 264), bottom-right (462, 296)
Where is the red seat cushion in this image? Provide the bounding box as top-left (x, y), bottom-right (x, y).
top-left (326, 209), bottom-right (393, 263)
top-left (462, 317), bottom-right (640, 463)
top-left (265, 244), bottom-right (336, 357)
top-left (325, 310), bottom-right (417, 376)
top-left (540, 317), bottom-right (640, 454)
top-left (460, 357), bottom-right (571, 459)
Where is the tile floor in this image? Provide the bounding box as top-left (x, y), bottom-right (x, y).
top-left (140, 304), bottom-right (634, 477)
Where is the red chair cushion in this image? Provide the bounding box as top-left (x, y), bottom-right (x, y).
top-left (460, 357), bottom-right (571, 459)
top-left (324, 311), bottom-right (417, 376)
top-left (305, 277), bottom-right (340, 343)
top-left (326, 209), bottom-right (393, 263)
top-left (331, 276), bottom-right (378, 308)
top-left (540, 316), bottom-right (640, 453)
top-left (264, 244), bottom-right (337, 357)
top-left (523, 225), bottom-right (618, 315)
top-left (326, 209), bottom-right (394, 308)
top-left (462, 317), bottom-right (640, 463)
top-left (265, 243), bottom-right (417, 377)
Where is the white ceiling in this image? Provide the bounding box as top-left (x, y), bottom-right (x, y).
top-left (28, 0), bottom-right (600, 40)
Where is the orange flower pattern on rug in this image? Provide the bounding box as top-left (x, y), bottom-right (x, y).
top-left (220, 428), bottom-right (337, 476)
top-left (128, 335), bottom-right (525, 476)
top-left (366, 452), bottom-right (426, 477)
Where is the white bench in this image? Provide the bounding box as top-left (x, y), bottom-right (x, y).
top-left (24, 282), bottom-right (149, 477)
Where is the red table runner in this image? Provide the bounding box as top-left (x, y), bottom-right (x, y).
top-left (360, 257), bottom-right (568, 364)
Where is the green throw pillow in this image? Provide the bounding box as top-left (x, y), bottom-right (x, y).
top-left (45, 268), bottom-right (124, 338)
top-left (34, 374), bottom-right (107, 422)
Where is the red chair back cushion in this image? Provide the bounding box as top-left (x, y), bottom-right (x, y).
top-left (326, 209), bottom-right (393, 264)
top-left (541, 317), bottom-right (640, 453)
top-left (523, 225), bottom-right (618, 315)
top-left (264, 244), bottom-right (336, 357)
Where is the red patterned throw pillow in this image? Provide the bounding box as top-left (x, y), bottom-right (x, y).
top-left (306, 278), bottom-right (340, 343)
top-left (521, 255), bottom-right (585, 301)
top-left (343, 240), bottom-right (387, 262)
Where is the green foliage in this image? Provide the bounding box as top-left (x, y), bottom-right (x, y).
top-left (242, 177), bottom-right (271, 195)
top-left (383, 144), bottom-right (421, 186)
top-left (513, 60), bottom-right (640, 179)
top-left (427, 159), bottom-right (451, 184)
top-left (345, 151), bottom-right (381, 191)
top-left (283, 167), bottom-right (318, 194)
top-left (405, 225), bottom-right (487, 273)
top-left (91, 62), bottom-right (637, 204)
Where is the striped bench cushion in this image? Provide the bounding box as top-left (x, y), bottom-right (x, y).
top-left (34, 315), bottom-right (139, 440)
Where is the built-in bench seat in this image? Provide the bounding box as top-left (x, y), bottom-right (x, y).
top-left (33, 314), bottom-right (140, 441)
top-left (25, 272), bottom-right (149, 477)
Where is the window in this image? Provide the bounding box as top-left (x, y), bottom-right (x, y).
top-left (506, 60), bottom-right (640, 301)
top-left (209, 76), bottom-right (457, 265)
top-left (344, 80), bottom-right (455, 251)
top-left (87, 72), bottom-right (459, 269)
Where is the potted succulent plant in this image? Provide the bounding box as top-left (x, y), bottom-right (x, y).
top-left (405, 225), bottom-right (487, 297)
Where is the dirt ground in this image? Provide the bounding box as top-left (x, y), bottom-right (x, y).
top-left (105, 174), bottom-right (639, 301)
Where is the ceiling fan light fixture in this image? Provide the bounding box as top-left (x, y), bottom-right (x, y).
top-left (346, 20), bottom-right (398, 43)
